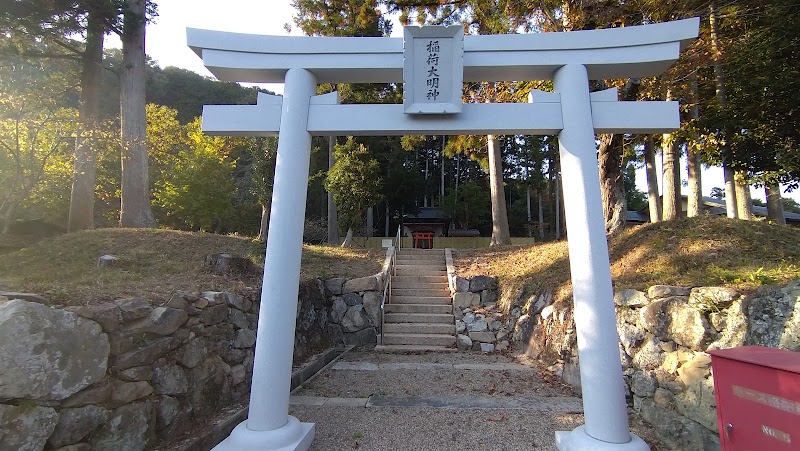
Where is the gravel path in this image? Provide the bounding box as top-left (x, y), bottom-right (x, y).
top-left (291, 405), bottom-right (585, 451)
top-left (296, 350), bottom-right (574, 398)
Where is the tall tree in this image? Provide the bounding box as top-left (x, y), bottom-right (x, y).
top-left (644, 136), bottom-right (662, 223)
top-left (118, 0), bottom-right (155, 227)
top-left (0, 1), bottom-right (119, 231)
top-left (325, 137), bottom-right (384, 246)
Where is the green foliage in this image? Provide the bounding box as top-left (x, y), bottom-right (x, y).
top-left (440, 180), bottom-right (490, 230)
top-left (325, 137), bottom-right (384, 232)
top-left (152, 118), bottom-right (236, 232)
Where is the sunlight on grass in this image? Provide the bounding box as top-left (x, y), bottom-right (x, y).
top-left (0, 229), bottom-right (382, 306)
top-left (454, 216), bottom-right (800, 314)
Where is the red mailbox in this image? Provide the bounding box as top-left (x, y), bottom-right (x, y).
top-left (709, 346), bottom-right (800, 450)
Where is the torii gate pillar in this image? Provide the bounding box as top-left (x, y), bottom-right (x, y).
top-left (553, 64), bottom-right (648, 450)
top-left (212, 68), bottom-right (317, 451)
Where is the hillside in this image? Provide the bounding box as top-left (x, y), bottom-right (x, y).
top-left (454, 216), bottom-right (800, 309)
top-left (0, 229), bottom-right (384, 306)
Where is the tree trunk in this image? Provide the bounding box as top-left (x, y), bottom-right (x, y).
top-left (488, 135), bottom-right (511, 246)
top-left (686, 74), bottom-right (703, 217)
top-left (257, 203), bottom-right (270, 242)
top-left (723, 167), bottom-right (738, 218)
top-left (440, 136), bottom-right (445, 204)
top-left (68, 9), bottom-right (104, 232)
top-left (766, 180), bottom-right (786, 224)
top-left (734, 171), bottom-right (752, 220)
top-left (340, 227), bottom-right (353, 247)
top-left (710, 4), bottom-right (738, 219)
top-left (662, 134), bottom-right (680, 220)
top-left (598, 133), bottom-right (626, 234)
top-left (119, 0), bottom-right (155, 228)
top-left (538, 192), bottom-right (544, 240)
top-left (384, 203), bottom-right (389, 236)
top-left (526, 184), bottom-right (532, 237)
top-left (327, 136), bottom-right (340, 245)
top-left (366, 206), bottom-right (373, 237)
top-left (556, 172), bottom-right (564, 239)
top-left (644, 136), bottom-right (662, 223)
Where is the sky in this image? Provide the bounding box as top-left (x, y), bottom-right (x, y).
top-left (115, 0), bottom-right (777, 202)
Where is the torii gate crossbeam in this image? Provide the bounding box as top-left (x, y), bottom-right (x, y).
top-left (188, 18), bottom-right (699, 451)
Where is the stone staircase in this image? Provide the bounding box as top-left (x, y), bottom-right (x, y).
top-left (377, 248), bottom-right (456, 352)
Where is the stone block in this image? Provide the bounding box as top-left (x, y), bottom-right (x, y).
top-left (342, 292), bottom-right (363, 306)
top-left (112, 337), bottom-right (174, 370)
top-left (223, 292), bottom-right (251, 312)
top-left (117, 366), bottom-right (153, 382)
top-left (90, 402), bottom-right (155, 451)
top-left (467, 319), bottom-right (488, 332)
top-left (60, 378), bottom-right (113, 408)
top-left (232, 329), bottom-right (256, 348)
top-left (47, 405), bottom-right (109, 449)
top-left (341, 305), bottom-right (370, 332)
top-left (110, 381), bottom-right (153, 407)
top-left (480, 343), bottom-right (495, 353)
top-left (69, 303), bottom-right (122, 332)
top-left (343, 275), bottom-right (380, 293)
top-left (614, 289), bottom-right (649, 307)
top-left (113, 298), bottom-right (152, 322)
top-left (457, 334), bottom-right (472, 351)
top-left (674, 376), bottom-right (719, 432)
top-left (469, 275), bottom-right (497, 292)
top-left (230, 364), bottom-right (247, 385)
top-left (325, 277), bottom-right (346, 296)
top-left (127, 307), bottom-right (188, 336)
top-left (689, 287), bottom-right (739, 312)
top-left (453, 292), bottom-right (479, 309)
top-left (329, 297), bottom-right (348, 324)
top-left (199, 304), bottom-right (228, 325)
top-left (480, 289), bottom-right (497, 306)
top-left (454, 276), bottom-right (470, 293)
top-left (152, 364), bottom-right (188, 395)
top-left (362, 291), bottom-right (381, 327)
top-left (155, 396), bottom-right (180, 429)
top-left (0, 300), bottom-right (109, 401)
top-left (647, 285), bottom-right (691, 299)
top-left (631, 370), bottom-right (657, 397)
top-left (188, 357), bottom-right (230, 417)
top-left (469, 331), bottom-right (496, 343)
top-left (97, 255), bottom-right (119, 269)
top-left (0, 404), bottom-right (58, 451)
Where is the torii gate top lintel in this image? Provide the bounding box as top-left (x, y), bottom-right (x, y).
top-left (187, 17), bottom-right (699, 84)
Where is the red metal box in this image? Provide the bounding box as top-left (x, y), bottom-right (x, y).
top-left (709, 346), bottom-right (800, 450)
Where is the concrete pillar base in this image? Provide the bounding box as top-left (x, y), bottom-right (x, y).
top-left (556, 426), bottom-right (650, 451)
top-left (212, 416), bottom-right (315, 451)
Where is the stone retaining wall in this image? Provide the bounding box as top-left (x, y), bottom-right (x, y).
top-left (464, 276), bottom-right (800, 450)
top-left (0, 250), bottom-right (391, 451)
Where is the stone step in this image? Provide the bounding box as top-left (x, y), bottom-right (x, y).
top-left (397, 249), bottom-right (445, 255)
top-left (390, 295), bottom-right (451, 305)
top-left (395, 255), bottom-right (445, 262)
top-left (384, 313), bottom-right (453, 324)
top-left (382, 333), bottom-right (456, 347)
top-left (392, 281), bottom-right (449, 290)
top-left (384, 304), bottom-right (452, 314)
top-left (393, 267), bottom-right (447, 275)
top-left (392, 274), bottom-right (447, 285)
top-left (373, 345), bottom-right (457, 353)
top-left (394, 265), bottom-right (447, 272)
top-left (392, 290), bottom-right (450, 304)
top-left (383, 322), bottom-right (455, 335)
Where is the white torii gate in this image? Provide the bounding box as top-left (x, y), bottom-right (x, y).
top-left (188, 18), bottom-right (699, 451)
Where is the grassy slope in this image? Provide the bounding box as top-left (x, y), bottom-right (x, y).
top-left (0, 229), bottom-right (384, 306)
top-left (454, 216), bottom-right (800, 310)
